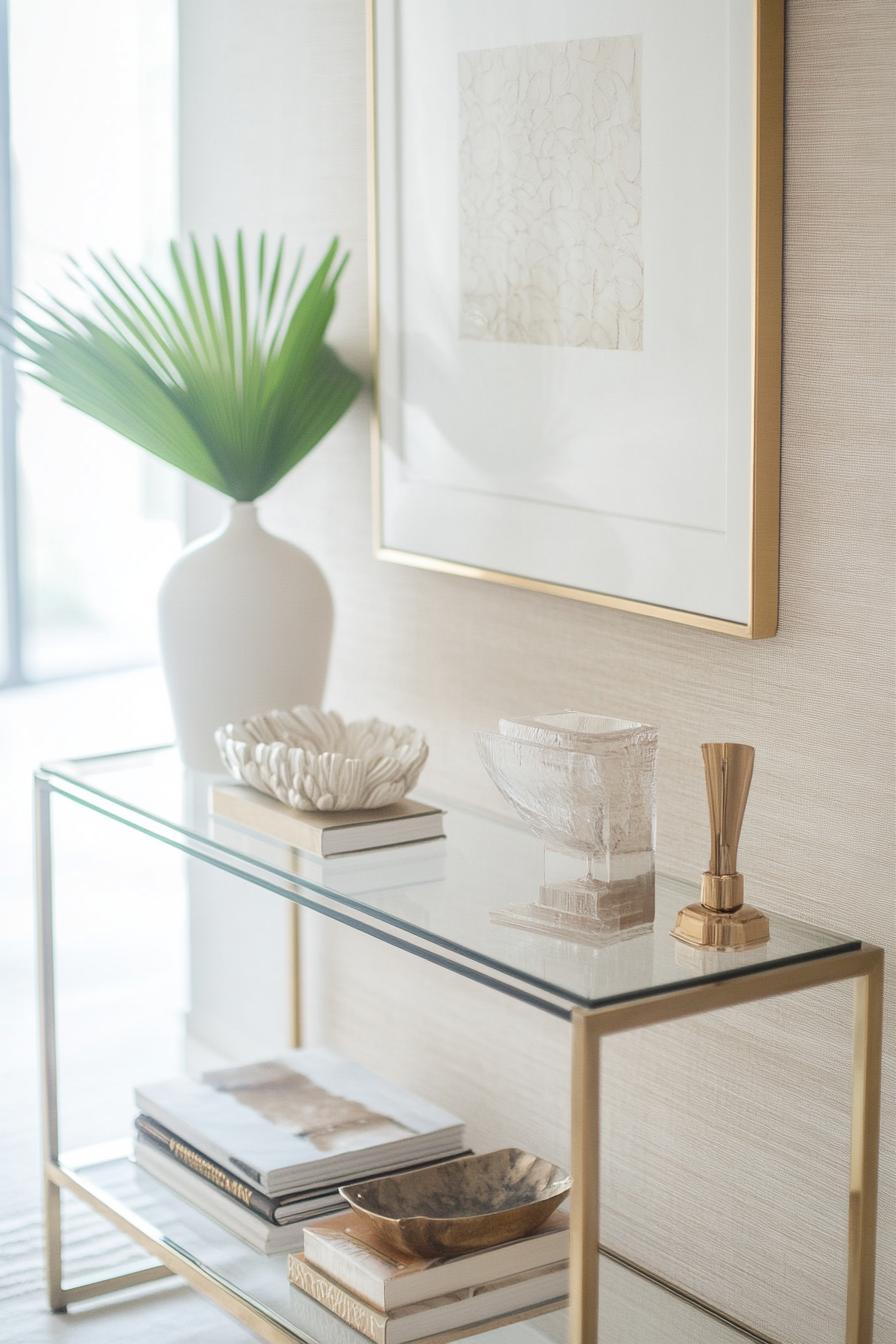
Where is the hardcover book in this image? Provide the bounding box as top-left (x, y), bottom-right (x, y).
top-left (135, 1047), bottom-right (465, 1197)
top-left (302, 1208), bottom-right (569, 1311)
top-left (135, 1114), bottom-right (473, 1228)
top-left (135, 1115), bottom-right (345, 1225)
top-left (134, 1139), bottom-right (339, 1254)
top-left (287, 1254), bottom-right (569, 1344)
top-left (211, 785), bottom-right (445, 856)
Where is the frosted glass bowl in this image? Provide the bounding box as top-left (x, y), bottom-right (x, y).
top-left (216, 706), bottom-right (428, 811)
top-left (475, 711), bottom-right (658, 941)
top-left (475, 712), bottom-right (657, 864)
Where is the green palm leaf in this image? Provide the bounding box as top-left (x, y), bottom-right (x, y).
top-left (10, 234), bottom-right (362, 501)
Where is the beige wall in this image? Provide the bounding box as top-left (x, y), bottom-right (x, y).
top-left (180, 3), bottom-right (895, 1340)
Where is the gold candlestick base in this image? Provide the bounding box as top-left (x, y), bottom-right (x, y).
top-left (672, 899), bottom-right (770, 950)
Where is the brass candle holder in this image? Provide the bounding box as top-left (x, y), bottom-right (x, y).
top-left (672, 742), bottom-right (770, 950)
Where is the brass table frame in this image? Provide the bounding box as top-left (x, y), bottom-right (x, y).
top-left (35, 772), bottom-right (884, 1344)
top-left (568, 946), bottom-right (884, 1344)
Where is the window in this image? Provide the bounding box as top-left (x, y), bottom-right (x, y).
top-left (1, 0), bottom-right (181, 685)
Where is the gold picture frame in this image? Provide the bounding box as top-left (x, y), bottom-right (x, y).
top-left (369, 0), bottom-right (783, 639)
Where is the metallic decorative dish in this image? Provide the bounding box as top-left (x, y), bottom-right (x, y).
top-left (338, 1148), bottom-right (571, 1258)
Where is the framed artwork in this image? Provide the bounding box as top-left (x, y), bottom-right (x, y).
top-left (369, 0), bottom-right (783, 638)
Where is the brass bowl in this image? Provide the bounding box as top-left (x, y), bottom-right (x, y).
top-left (338, 1148), bottom-right (571, 1259)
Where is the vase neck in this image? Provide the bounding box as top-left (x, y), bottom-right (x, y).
top-left (226, 501), bottom-right (261, 533)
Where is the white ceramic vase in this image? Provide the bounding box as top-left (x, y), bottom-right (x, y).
top-left (158, 502), bottom-right (334, 771)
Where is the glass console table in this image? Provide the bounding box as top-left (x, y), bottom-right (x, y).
top-left (34, 748), bottom-right (883, 1344)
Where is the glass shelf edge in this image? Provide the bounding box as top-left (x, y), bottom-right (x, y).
top-left (36, 771), bottom-right (577, 1017)
top-left (53, 1159), bottom-right (313, 1344)
top-left (35, 764), bottom-right (862, 1016)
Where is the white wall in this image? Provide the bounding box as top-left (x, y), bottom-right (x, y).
top-left (179, 4), bottom-right (895, 1341)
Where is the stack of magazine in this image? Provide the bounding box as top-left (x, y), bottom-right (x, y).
top-left (288, 1207), bottom-right (570, 1344)
top-left (133, 1047), bottom-right (466, 1254)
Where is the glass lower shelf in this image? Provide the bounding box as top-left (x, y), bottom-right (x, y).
top-left (58, 1147), bottom-right (768, 1344)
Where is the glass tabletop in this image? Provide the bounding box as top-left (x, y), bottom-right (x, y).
top-left (64, 1146), bottom-right (770, 1344)
top-left (40, 747), bottom-right (859, 1018)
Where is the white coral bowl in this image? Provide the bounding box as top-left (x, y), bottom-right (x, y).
top-left (215, 706), bottom-right (429, 812)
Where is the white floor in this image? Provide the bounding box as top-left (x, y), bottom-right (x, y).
top-left (0, 668), bottom-right (255, 1342)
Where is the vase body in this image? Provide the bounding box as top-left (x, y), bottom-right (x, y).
top-left (158, 502), bottom-right (334, 771)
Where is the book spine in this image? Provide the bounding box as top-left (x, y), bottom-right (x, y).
top-left (301, 1237), bottom-right (389, 1310)
top-left (289, 1256), bottom-right (386, 1344)
top-left (135, 1114), bottom-right (278, 1222)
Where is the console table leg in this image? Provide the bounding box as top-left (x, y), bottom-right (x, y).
top-left (35, 776), bottom-right (65, 1311)
top-left (846, 950), bottom-right (883, 1344)
top-left (44, 1180), bottom-right (64, 1312)
top-left (569, 1009), bottom-right (600, 1344)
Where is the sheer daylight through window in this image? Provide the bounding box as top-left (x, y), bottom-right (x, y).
top-left (7, 0), bottom-right (180, 681)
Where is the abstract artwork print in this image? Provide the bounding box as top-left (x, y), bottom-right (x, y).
top-left (459, 36), bottom-right (643, 351)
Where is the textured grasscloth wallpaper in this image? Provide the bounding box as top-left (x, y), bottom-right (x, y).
top-left (180, 3), bottom-right (894, 1339)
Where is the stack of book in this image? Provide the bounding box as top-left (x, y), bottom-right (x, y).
top-left (288, 1208), bottom-right (570, 1344)
top-left (133, 1047), bottom-right (466, 1254)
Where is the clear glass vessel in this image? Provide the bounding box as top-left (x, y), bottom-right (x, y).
top-left (475, 711), bottom-right (658, 943)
